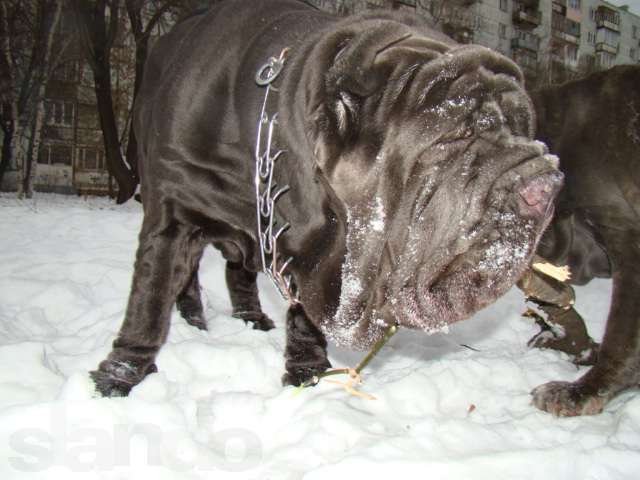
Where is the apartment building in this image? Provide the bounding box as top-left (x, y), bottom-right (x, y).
top-left (308, 1), bottom-right (640, 85)
top-left (35, 58), bottom-right (113, 195)
top-left (483, 0), bottom-right (640, 84)
top-left (444, 1), bottom-right (640, 83)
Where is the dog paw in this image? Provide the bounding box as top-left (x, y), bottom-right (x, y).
top-left (281, 360), bottom-right (331, 387)
top-left (183, 313), bottom-right (208, 331)
top-left (234, 311), bottom-right (275, 331)
top-left (531, 381), bottom-right (608, 417)
top-left (90, 360), bottom-right (157, 397)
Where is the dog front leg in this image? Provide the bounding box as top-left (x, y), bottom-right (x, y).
top-left (225, 261), bottom-right (274, 331)
top-left (281, 303), bottom-right (331, 386)
top-left (91, 221), bottom-right (204, 397)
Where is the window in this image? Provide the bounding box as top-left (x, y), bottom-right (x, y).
top-left (587, 31), bottom-right (595, 44)
top-left (38, 144), bottom-right (72, 165)
top-left (77, 147), bottom-right (105, 171)
top-left (499, 23), bottom-right (507, 39)
top-left (52, 61), bottom-right (80, 83)
top-left (499, 0), bottom-right (508, 12)
top-left (45, 100), bottom-right (75, 127)
top-left (393, 0), bottom-right (416, 7)
top-left (568, 0), bottom-right (580, 9)
top-left (566, 18), bottom-right (580, 38)
top-left (0, 102), bottom-right (10, 120)
top-left (631, 48), bottom-right (637, 61)
top-left (597, 27), bottom-right (620, 47)
top-left (633, 25), bottom-right (638, 39)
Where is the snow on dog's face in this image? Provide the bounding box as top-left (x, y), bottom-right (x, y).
top-left (302, 23), bottom-right (562, 349)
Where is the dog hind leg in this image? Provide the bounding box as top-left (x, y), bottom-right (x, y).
top-left (177, 258), bottom-right (207, 330)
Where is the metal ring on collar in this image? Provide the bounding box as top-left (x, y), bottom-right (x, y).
top-left (256, 57), bottom-right (284, 86)
top-left (255, 48), bottom-right (290, 86)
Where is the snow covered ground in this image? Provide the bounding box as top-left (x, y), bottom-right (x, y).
top-left (0, 193), bottom-right (638, 479)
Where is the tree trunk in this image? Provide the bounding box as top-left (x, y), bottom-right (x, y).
top-left (0, 120), bottom-right (12, 189)
top-left (94, 62), bottom-right (136, 203)
top-left (72, 0), bottom-right (137, 204)
top-left (23, 0), bottom-right (63, 198)
top-left (0, 0), bottom-right (21, 196)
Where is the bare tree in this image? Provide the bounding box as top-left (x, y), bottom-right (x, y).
top-left (0, 0), bottom-right (63, 197)
top-left (70, 0), bottom-right (206, 203)
top-left (70, 0), bottom-right (137, 204)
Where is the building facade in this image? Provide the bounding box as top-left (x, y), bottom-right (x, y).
top-left (1, 8), bottom-right (136, 196)
top-left (308, 0), bottom-right (640, 85)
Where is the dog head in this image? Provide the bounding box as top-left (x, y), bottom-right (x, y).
top-left (285, 16), bottom-right (562, 348)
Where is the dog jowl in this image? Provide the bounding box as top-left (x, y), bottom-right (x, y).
top-left (91, 0), bottom-right (562, 397)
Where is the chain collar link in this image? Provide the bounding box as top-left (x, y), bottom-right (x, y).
top-left (254, 49), bottom-right (299, 304)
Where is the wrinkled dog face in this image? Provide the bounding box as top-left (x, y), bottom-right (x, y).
top-left (309, 34), bottom-right (562, 348)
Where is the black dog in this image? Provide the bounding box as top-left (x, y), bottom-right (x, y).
top-left (517, 66), bottom-right (640, 416)
top-left (91, 0), bottom-right (561, 397)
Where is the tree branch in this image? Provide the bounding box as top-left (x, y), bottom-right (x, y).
top-left (143, 0), bottom-right (179, 38)
top-left (105, 0), bottom-right (120, 54)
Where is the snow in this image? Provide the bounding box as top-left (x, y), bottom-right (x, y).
top-left (1, 193), bottom-right (639, 479)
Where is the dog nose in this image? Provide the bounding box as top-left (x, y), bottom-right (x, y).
top-left (517, 171), bottom-right (563, 219)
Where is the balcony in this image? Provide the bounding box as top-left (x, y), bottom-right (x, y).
top-left (553, 30), bottom-right (580, 45)
top-left (595, 6), bottom-right (620, 32)
top-left (513, 7), bottom-right (542, 29)
top-left (596, 51), bottom-right (616, 70)
top-left (596, 17), bottom-right (620, 32)
top-left (512, 35), bottom-right (540, 52)
top-left (552, 0), bottom-right (567, 16)
top-left (595, 42), bottom-right (618, 55)
top-left (552, 14), bottom-right (580, 45)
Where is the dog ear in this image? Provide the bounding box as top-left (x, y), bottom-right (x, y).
top-left (323, 25), bottom-right (411, 139)
top-left (323, 24), bottom-right (449, 140)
